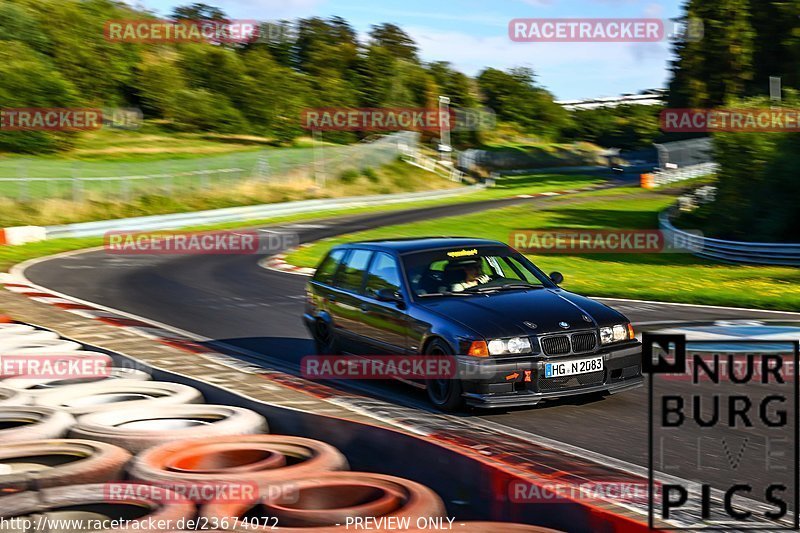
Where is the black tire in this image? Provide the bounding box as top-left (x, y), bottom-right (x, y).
top-left (313, 319), bottom-right (339, 355)
top-left (424, 338), bottom-right (464, 412)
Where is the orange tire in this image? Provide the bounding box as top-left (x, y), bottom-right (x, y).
top-left (203, 471), bottom-right (446, 531)
top-left (129, 435), bottom-right (348, 489)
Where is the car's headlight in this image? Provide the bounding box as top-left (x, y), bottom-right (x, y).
top-left (600, 323), bottom-right (633, 344)
top-left (487, 337), bottom-right (532, 355)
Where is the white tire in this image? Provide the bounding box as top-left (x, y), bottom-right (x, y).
top-left (33, 379), bottom-right (204, 415)
top-left (1, 339), bottom-right (83, 354)
top-left (0, 406), bottom-right (75, 441)
top-left (0, 386), bottom-right (31, 406)
top-left (0, 324), bottom-right (35, 337)
top-left (2, 367), bottom-right (150, 395)
top-left (71, 404), bottom-right (268, 453)
top-left (0, 330), bottom-right (60, 350)
top-left (0, 439), bottom-right (131, 490)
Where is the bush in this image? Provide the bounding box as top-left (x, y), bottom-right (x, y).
top-left (173, 89), bottom-right (247, 134)
top-left (362, 167), bottom-right (378, 182)
top-left (338, 169), bottom-right (360, 183)
top-left (683, 98), bottom-right (800, 242)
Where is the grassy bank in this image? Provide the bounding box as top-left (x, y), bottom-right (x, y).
top-left (0, 173), bottom-right (603, 272)
top-left (286, 186), bottom-right (800, 311)
top-left (0, 159), bottom-right (462, 227)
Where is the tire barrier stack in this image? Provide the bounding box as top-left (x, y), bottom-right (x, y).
top-left (0, 318), bottom-right (558, 532)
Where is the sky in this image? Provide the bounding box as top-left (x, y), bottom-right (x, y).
top-left (126, 0), bottom-right (684, 100)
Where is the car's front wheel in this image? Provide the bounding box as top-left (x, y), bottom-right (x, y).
top-left (425, 338), bottom-right (464, 412)
top-left (313, 319), bottom-right (339, 355)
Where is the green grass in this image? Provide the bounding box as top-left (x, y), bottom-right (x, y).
top-left (0, 166), bottom-right (603, 227)
top-left (286, 187), bottom-right (800, 311)
top-left (0, 173), bottom-right (604, 272)
top-left (0, 124), bottom-right (364, 199)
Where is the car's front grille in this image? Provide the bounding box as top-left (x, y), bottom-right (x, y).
top-left (571, 332), bottom-right (597, 353)
top-left (541, 335), bottom-right (570, 355)
top-left (540, 331), bottom-right (598, 356)
top-left (537, 369), bottom-right (605, 393)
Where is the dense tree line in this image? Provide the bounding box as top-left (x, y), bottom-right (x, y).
top-left (669, 0), bottom-right (799, 106)
top-left (667, 1), bottom-right (799, 241)
top-left (0, 0), bottom-right (576, 152)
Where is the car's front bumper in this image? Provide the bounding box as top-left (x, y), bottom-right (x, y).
top-left (457, 342), bottom-right (643, 408)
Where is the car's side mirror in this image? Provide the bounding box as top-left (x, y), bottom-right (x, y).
top-left (376, 288), bottom-right (404, 305)
top-left (549, 271), bottom-right (564, 285)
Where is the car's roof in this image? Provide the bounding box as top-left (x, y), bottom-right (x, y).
top-left (333, 237), bottom-right (507, 254)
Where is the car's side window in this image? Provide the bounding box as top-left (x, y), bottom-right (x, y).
top-left (364, 252), bottom-right (402, 298)
top-left (336, 249), bottom-right (373, 293)
top-left (313, 249), bottom-right (346, 285)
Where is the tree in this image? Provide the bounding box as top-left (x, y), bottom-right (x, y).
top-left (369, 23), bottom-right (418, 61)
top-left (668, 0), bottom-right (754, 107)
top-left (477, 67), bottom-right (567, 137)
top-left (171, 3), bottom-right (227, 21)
top-left (294, 17), bottom-right (358, 75)
top-left (134, 50), bottom-right (187, 119)
top-left (238, 50), bottom-right (310, 142)
top-left (749, 1), bottom-right (799, 93)
top-left (25, 0), bottom-right (142, 105)
top-left (0, 41), bottom-right (79, 152)
top-left (0, 1), bottom-right (50, 53)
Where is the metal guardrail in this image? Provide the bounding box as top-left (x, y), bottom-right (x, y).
top-left (399, 146), bottom-right (465, 182)
top-left (45, 184), bottom-right (484, 239)
top-left (652, 162), bottom-right (718, 187)
top-left (659, 209), bottom-right (800, 266)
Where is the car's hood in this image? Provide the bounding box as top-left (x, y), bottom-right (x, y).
top-left (418, 289), bottom-right (627, 339)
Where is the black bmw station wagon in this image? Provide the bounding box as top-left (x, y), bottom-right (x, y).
top-left (303, 237), bottom-right (643, 410)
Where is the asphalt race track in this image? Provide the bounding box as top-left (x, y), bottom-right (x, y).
top-left (25, 192), bottom-right (800, 514)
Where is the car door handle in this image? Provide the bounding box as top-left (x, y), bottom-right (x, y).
top-left (360, 304), bottom-right (369, 313)
top-left (328, 294), bottom-right (337, 302)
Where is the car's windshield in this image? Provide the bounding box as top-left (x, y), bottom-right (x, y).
top-left (402, 245), bottom-right (552, 297)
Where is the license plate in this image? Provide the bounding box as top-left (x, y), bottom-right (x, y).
top-left (545, 356), bottom-right (604, 378)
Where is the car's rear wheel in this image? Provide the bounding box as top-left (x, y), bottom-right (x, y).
top-left (313, 319), bottom-right (339, 355)
top-left (425, 339), bottom-right (463, 412)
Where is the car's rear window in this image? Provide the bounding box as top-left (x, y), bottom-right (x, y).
top-left (336, 249), bottom-right (373, 292)
top-left (313, 249), bottom-right (346, 285)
